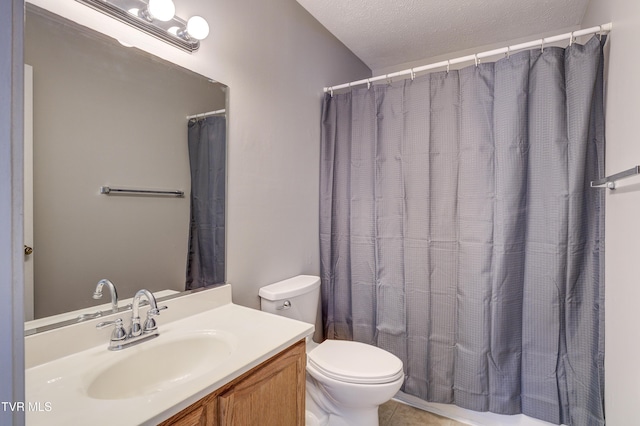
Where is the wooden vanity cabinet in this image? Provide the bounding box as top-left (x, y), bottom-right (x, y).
top-left (159, 340), bottom-right (306, 426)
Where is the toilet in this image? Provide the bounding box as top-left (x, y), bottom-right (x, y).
top-left (259, 275), bottom-right (404, 426)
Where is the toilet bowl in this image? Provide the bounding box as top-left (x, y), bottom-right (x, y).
top-left (259, 275), bottom-right (404, 426)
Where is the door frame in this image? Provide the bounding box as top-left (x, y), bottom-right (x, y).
top-left (0, 0), bottom-right (26, 424)
top-left (24, 64), bottom-right (34, 321)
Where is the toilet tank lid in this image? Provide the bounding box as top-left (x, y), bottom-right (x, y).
top-left (259, 275), bottom-right (320, 300)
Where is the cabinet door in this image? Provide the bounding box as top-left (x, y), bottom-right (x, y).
top-left (217, 341), bottom-right (306, 426)
top-left (158, 393), bottom-right (217, 426)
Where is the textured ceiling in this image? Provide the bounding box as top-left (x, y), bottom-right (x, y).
top-left (296, 0), bottom-right (591, 71)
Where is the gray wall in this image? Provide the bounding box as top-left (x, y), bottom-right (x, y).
top-left (208, 1), bottom-right (370, 310)
top-left (27, 0), bottom-right (370, 318)
top-left (25, 9), bottom-right (226, 318)
top-left (581, 1), bottom-right (640, 424)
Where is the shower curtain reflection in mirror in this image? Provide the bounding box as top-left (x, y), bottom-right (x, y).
top-left (320, 36), bottom-right (605, 425)
top-left (186, 116), bottom-right (226, 289)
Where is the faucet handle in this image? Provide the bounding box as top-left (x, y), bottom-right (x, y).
top-left (143, 306), bottom-right (168, 333)
top-left (96, 318), bottom-right (127, 342)
top-left (148, 305), bottom-right (168, 316)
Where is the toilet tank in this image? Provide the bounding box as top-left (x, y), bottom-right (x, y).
top-left (259, 275), bottom-right (320, 325)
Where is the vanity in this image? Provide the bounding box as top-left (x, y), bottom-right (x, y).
top-left (25, 285), bottom-right (313, 425)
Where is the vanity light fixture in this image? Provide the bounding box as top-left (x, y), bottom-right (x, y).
top-left (75, 0), bottom-right (210, 52)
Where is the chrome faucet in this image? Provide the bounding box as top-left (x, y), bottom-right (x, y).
top-left (130, 289), bottom-right (167, 337)
top-left (93, 279), bottom-right (119, 313)
top-left (96, 288), bottom-right (167, 351)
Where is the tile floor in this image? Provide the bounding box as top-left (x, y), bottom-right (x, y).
top-left (379, 400), bottom-right (466, 426)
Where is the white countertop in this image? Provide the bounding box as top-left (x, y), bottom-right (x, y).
top-left (25, 285), bottom-right (313, 425)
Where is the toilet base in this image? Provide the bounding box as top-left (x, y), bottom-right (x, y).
top-left (306, 402), bottom-right (379, 426)
top-left (306, 375), bottom-right (388, 426)
top-left (323, 408), bottom-right (379, 426)
top-left (305, 409), bottom-right (328, 426)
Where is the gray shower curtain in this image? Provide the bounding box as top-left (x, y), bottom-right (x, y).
top-left (320, 36), bottom-right (605, 425)
top-left (186, 116), bottom-right (226, 289)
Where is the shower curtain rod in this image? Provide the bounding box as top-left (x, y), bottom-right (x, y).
top-left (186, 108), bottom-right (226, 120)
top-left (324, 23), bottom-right (612, 94)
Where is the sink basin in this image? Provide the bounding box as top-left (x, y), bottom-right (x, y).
top-left (86, 331), bottom-right (235, 400)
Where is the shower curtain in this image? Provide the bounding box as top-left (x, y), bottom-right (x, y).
top-left (186, 116), bottom-right (226, 289)
top-left (320, 36), bottom-right (605, 425)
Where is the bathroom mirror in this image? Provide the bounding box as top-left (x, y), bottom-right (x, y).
top-left (24, 5), bottom-right (227, 332)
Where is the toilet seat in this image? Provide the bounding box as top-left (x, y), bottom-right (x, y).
top-left (308, 340), bottom-right (404, 385)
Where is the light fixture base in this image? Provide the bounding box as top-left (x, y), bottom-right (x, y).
top-left (75, 0), bottom-right (201, 52)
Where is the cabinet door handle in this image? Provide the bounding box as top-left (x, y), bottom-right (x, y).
top-left (24, 245), bottom-right (33, 256)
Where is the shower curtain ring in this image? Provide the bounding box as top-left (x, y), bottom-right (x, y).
top-left (446, 60), bottom-right (450, 73)
top-left (569, 31), bottom-right (574, 46)
top-left (506, 46), bottom-right (510, 59)
top-left (599, 25), bottom-right (603, 40)
top-left (474, 54), bottom-right (479, 67)
top-left (410, 68), bottom-right (415, 81)
top-left (367, 79), bottom-right (371, 90)
top-left (541, 38), bottom-right (545, 52)
top-left (329, 87), bottom-right (334, 97)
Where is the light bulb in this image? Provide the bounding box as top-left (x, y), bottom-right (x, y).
top-left (186, 16), bottom-right (210, 40)
top-left (148, 0), bottom-right (175, 22)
